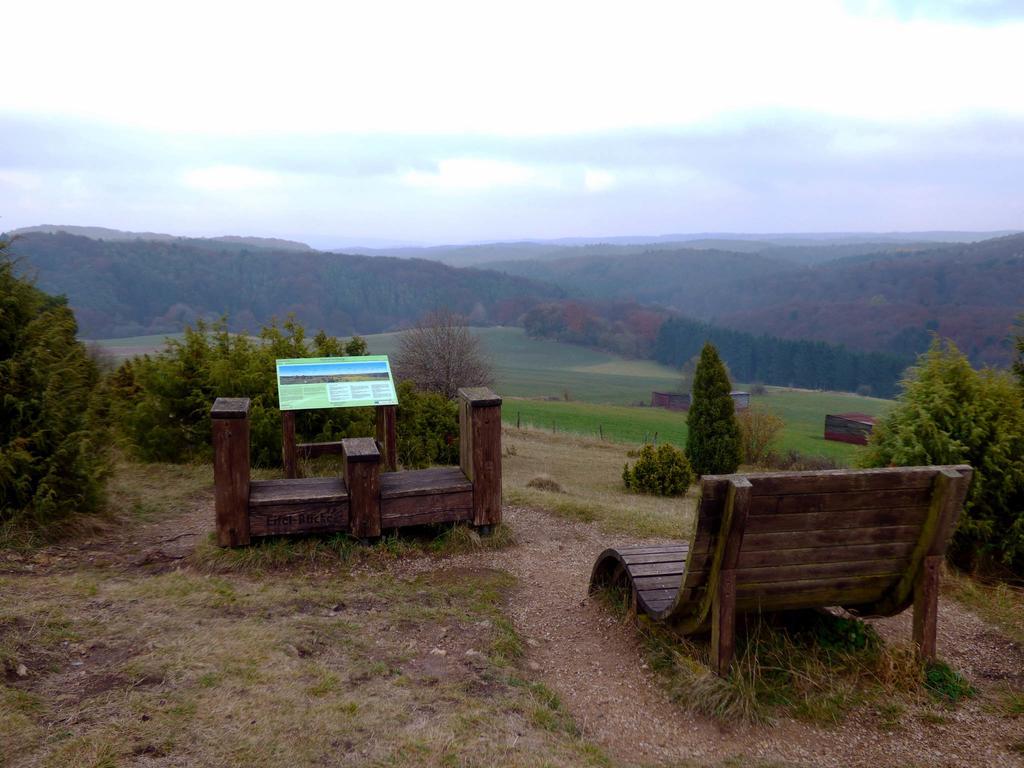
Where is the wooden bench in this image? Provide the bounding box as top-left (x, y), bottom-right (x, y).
top-left (590, 465), bottom-right (973, 674)
top-left (211, 387), bottom-right (502, 546)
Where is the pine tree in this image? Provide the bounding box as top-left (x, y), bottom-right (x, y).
top-left (685, 342), bottom-right (742, 476)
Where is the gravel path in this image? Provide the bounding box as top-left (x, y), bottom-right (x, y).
top-left (393, 505), bottom-right (1024, 768)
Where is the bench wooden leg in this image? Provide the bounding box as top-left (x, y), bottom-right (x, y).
top-left (913, 555), bottom-right (941, 661)
top-left (282, 411), bottom-right (298, 479)
top-left (711, 570), bottom-right (737, 676)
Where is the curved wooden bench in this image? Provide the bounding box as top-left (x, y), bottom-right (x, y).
top-left (591, 465), bottom-right (973, 674)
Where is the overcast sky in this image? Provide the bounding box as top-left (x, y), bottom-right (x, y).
top-left (2, 0), bottom-right (1022, 247)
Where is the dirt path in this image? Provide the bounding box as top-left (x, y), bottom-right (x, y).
top-left (6, 499), bottom-right (1022, 767)
top-left (393, 506), bottom-right (1024, 768)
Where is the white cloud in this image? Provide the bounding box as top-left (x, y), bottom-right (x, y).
top-left (2, 1), bottom-right (1021, 135)
top-left (830, 131), bottom-right (903, 155)
top-left (0, 170), bottom-right (44, 191)
top-left (181, 165), bottom-right (281, 191)
top-left (583, 168), bottom-right (616, 192)
top-left (402, 158), bottom-right (558, 190)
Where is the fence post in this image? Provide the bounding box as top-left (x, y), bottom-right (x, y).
top-left (211, 398), bottom-right (251, 547)
top-left (375, 404), bottom-right (398, 472)
top-left (458, 387), bottom-right (503, 532)
top-left (342, 437), bottom-right (381, 540)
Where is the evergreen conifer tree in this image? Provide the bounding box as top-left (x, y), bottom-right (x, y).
top-left (862, 339), bottom-right (1024, 573)
top-left (1, 237), bottom-right (109, 526)
top-left (685, 342), bottom-right (742, 476)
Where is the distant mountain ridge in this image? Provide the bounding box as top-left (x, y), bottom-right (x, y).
top-left (7, 225), bottom-right (314, 252)
top-left (342, 230), bottom-right (1019, 267)
top-left (9, 232), bottom-right (562, 338)
top-left (488, 234), bottom-right (1024, 366)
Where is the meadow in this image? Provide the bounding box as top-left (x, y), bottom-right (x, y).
top-left (90, 326), bottom-right (894, 463)
top-left (356, 327), bottom-right (893, 462)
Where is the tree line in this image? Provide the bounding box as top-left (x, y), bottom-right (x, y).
top-left (653, 316), bottom-right (908, 397)
top-left (8, 231), bottom-right (563, 338)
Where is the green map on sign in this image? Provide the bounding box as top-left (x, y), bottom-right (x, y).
top-left (276, 355), bottom-right (398, 411)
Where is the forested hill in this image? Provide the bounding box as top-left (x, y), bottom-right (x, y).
top-left (491, 234), bottom-right (1024, 366)
top-left (9, 232), bottom-right (564, 338)
top-left (713, 234), bottom-right (1024, 366)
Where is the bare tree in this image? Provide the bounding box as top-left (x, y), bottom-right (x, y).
top-left (394, 309), bottom-right (494, 399)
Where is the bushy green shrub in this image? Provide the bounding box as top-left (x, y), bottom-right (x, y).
top-left (622, 444), bottom-right (694, 496)
top-left (1, 239), bottom-right (109, 527)
top-left (685, 342), bottom-right (742, 476)
top-left (861, 339), bottom-right (1024, 574)
top-left (109, 317), bottom-right (371, 466)
top-left (109, 317), bottom-right (460, 469)
top-left (395, 380), bottom-right (459, 469)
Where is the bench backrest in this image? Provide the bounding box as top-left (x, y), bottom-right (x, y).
top-left (679, 465), bottom-right (972, 616)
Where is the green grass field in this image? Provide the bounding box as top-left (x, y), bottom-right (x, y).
top-left (502, 389), bottom-right (890, 462)
top-left (362, 327), bottom-right (679, 404)
top-left (88, 326), bottom-right (894, 462)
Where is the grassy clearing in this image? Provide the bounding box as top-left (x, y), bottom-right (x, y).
top-left (505, 398), bottom-right (689, 447)
top-left (754, 387), bottom-right (891, 459)
top-left (366, 327), bottom-right (680, 405)
top-left (502, 427), bottom-right (694, 539)
top-left (597, 588), bottom-right (971, 728)
top-left (503, 389), bottom-right (891, 463)
top-left (1, 561), bottom-right (610, 767)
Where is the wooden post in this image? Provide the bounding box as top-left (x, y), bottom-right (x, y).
top-left (342, 437), bottom-right (381, 540)
top-left (912, 466), bottom-right (972, 661)
top-left (913, 555), bottom-right (941, 661)
top-left (458, 387), bottom-right (502, 532)
top-left (712, 571), bottom-right (738, 675)
top-left (375, 404), bottom-right (398, 472)
top-left (711, 477), bottom-right (751, 675)
top-left (282, 410), bottom-right (298, 479)
top-left (211, 398), bottom-right (251, 547)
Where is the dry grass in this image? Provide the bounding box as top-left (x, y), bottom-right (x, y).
top-left (1, 563), bottom-right (610, 767)
top-left (943, 567), bottom-right (1024, 646)
top-left (595, 588), bottom-right (966, 728)
top-left (189, 523), bottom-right (516, 574)
top-left (502, 427), bottom-right (694, 539)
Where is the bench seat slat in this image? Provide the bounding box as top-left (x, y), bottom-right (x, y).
top-left (613, 544), bottom-right (689, 556)
top-left (698, 467), bottom-right (962, 499)
top-left (734, 557), bottom-right (907, 584)
top-left (628, 561), bottom-right (687, 578)
top-left (737, 540), bottom-right (914, 569)
top-left (750, 488), bottom-right (931, 515)
top-left (380, 467), bottom-right (471, 499)
top-left (249, 477), bottom-right (348, 506)
top-left (742, 524), bottom-right (922, 551)
top-left (745, 506), bottom-right (929, 534)
top-left (632, 573), bottom-right (685, 591)
top-left (620, 551), bottom-right (691, 565)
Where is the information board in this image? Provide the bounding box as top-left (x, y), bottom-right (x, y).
top-left (276, 355), bottom-right (398, 411)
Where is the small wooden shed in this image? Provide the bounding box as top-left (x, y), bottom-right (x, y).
top-left (730, 391), bottom-right (751, 410)
top-left (824, 413), bottom-right (877, 445)
top-left (651, 391), bottom-right (691, 411)
top-left (651, 391), bottom-right (750, 412)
